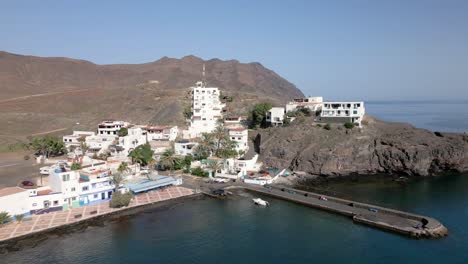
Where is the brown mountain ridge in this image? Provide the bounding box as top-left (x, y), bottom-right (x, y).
top-left (0, 51), bottom-right (303, 147)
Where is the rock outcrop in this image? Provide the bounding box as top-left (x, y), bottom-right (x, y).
top-left (256, 116), bottom-right (467, 177)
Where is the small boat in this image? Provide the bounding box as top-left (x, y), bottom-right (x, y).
top-left (252, 198), bottom-right (269, 206)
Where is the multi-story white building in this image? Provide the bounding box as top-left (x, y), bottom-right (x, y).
top-left (183, 81), bottom-right (225, 138)
top-left (48, 165), bottom-right (81, 209)
top-left (319, 101), bottom-right (365, 125)
top-left (78, 166), bottom-right (114, 206)
top-left (97, 120), bottom-right (129, 137)
top-left (143, 125), bottom-right (178, 141)
top-left (285, 96), bottom-right (323, 113)
top-left (228, 128), bottom-right (249, 154)
top-left (266, 107), bottom-right (286, 126)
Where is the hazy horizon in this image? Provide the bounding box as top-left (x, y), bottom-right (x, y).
top-left (1, 0), bottom-right (467, 101)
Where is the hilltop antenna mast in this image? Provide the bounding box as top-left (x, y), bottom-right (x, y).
top-left (202, 63), bottom-right (206, 87)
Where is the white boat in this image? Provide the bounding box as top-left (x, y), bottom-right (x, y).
top-left (252, 198), bottom-right (269, 206)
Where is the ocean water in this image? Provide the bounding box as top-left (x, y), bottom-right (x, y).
top-left (366, 100), bottom-right (468, 133)
top-left (3, 101), bottom-right (468, 263)
top-left (3, 174), bottom-right (468, 264)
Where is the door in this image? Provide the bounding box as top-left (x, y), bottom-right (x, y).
top-left (108, 191), bottom-right (112, 199)
top-left (101, 192), bottom-right (105, 200)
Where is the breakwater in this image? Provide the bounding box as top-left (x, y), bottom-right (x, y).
top-left (240, 185), bottom-right (448, 239)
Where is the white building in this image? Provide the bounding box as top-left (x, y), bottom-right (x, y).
top-left (319, 101), bottom-right (365, 125)
top-left (63, 131), bottom-right (96, 149)
top-left (183, 81), bottom-right (225, 138)
top-left (228, 127), bottom-right (249, 154)
top-left (0, 187), bottom-right (31, 215)
top-left (285, 96), bottom-right (323, 113)
top-left (149, 140), bottom-right (172, 155)
top-left (266, 107), bottom-right (286, 126)
top-left (48, 165), bottom-right (82, 209)
top-left (224, 116), bottom-right (244, 128)
top-left (78, 166), bottom-right (114, 206)
top-left (143, 125), bottom-right (178, 141)
top-left (85, 135), bottom-right (114, 154)
top-left (174, 140), bottom-right (198, 156)
top-left (97, 120), bottom-right (129, 137)
top-left (114, 126), bottom-right (147, 156)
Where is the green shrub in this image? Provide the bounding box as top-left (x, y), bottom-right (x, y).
top-left (316, 124), bottom-right (322, 127)
top-left (0, 212), bottom-right (11, 225)
top-left (191, 167), bottom-right (208, 177)
top-left (14, 214), bottom-right (24, 223)
top-left (71, 162), bottom-right (81, 170)
top-left (109, 192), bottom-right (133, 208)
top-left (344, 122), bottom-right (355, 129)
top-left (323, 124), bottom-right (331, 130)
top-left (118, 127), bottom-right (128, 137)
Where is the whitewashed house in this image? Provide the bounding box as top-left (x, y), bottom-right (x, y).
top-left (63, 131), bottom-right (96, 149)
top-left (0, 187), bottom-right (31, 216)
top-left (114, 126), bottom-right (147, 156)
top-left (183, 81), bottom-right (225, 138)
top-left (174, 140), bottom-right (198, 156)
top-left (224, 116), bottom-right (244, 128)
top-left (266, 107), bottom-right (286, 126)
top-left (228, 127), bottom-right (249, 154)
top-left (144, 126), bottom-right (178, 141)
top-left (319, 101), bottom-right (365, 125)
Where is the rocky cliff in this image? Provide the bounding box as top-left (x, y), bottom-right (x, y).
top-left (256, 116), bottom-right (468, 177)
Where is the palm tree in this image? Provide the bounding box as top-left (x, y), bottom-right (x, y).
top-left (213, 125), bottom-right (227, 155)
top-left (79, 140), bottom-right (89, 165)
top-left (111, 172), bottom-right (124, 192)
top-left (159, 149), bottom-right (180, 175)
top-left (206, 160), bottom-right (223, 179)
top-left (117, 162), bottom-right (129, 174)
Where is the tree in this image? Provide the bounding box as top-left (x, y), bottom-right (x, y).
top-left (206, 160), bottom-right (223, 178)
top-left (118, 127), bottom-right (128, 137)
top-left (183, 105), bottom-right (192, 119)
top-left (71, 162), bottom-right (81, 170)
top-left (30, 136), bottom-right (67, 158)
top-left (344, 122), bottom-right (355, 129)
top-left (213, 125), bottom-right (227, 156)
top-left (323, 123), bottom-right (331, 130)
top-left (249, 103), bottom-right (272, 128)
top-left (0, 211), bottom-right (11, 225)
top-left (14, 214), bottom-right (24, 223)
top-left (194, 133), bottom-right (215, 159)
top-left (128, 143), bottom-right (154, 166)
top-left (111, 172), bottom-right (124, 192)
top-left (217, 139), bottom-right (238, 158)
top-left (159, 149), bottom-right (181, 174)
top-left (110, 192), bottom-right (133, 208)
top-left (117, 162), bottom-right (129, 174)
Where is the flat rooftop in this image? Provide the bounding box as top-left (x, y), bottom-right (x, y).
top-left (0, 186), bottom-right (26, 197)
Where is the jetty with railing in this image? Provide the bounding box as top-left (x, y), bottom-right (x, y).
top-left (233, 185), bottom-right (448, 239)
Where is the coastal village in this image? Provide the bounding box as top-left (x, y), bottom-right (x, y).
top-left (0, 66), bottom-right (451, 244)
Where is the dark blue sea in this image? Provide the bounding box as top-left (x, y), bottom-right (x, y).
top-left (3, 101), bottom-right (468, 264)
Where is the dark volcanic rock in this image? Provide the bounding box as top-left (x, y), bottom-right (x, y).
top-left (256, 116), bottom-right (467, 177)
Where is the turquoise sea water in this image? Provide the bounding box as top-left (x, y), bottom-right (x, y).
top-left (3, 101), bottom-right (468, 263)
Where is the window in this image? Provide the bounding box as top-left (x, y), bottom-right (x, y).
top-left (93, 194), bottom-right (98, 198)
top-left (353, 110), bottom-right (358, 114)
top-left (62, 174), bottom-right (70, 182)
top-left (72, 197), bottom-right (76, 201)
top-left (53, 200), bottom-right (59, 206)
top-left (92, 183), bottom-right (96, 188)
top-left (82, 186), bottom-right (89, 191)
top-left (32, 203), bottom-right (37, 207)
top-left (71, 187), bottom-right (76, 192)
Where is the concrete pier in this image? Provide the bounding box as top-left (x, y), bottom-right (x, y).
top-left (240, 185), bottom-right (448, 239)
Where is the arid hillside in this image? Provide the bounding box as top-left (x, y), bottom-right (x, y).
top-left (0, 51), bottom-right (303, 149)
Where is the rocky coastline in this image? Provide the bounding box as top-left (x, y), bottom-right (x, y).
top-left (255, 115), bottom-right (467, 179)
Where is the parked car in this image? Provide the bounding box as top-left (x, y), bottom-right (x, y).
top-left (369, 208), bottom-right (379, 213)
top-left (319, 196), bottom-right (328, 201)
top-left (21, 180), bottom-right (34, 187)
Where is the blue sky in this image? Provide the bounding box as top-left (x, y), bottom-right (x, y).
top-left (1, 0), bottom-right (467, 100)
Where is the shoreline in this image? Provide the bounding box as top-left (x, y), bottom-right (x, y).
top-left (0, 191), bottom-right (202, 254)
